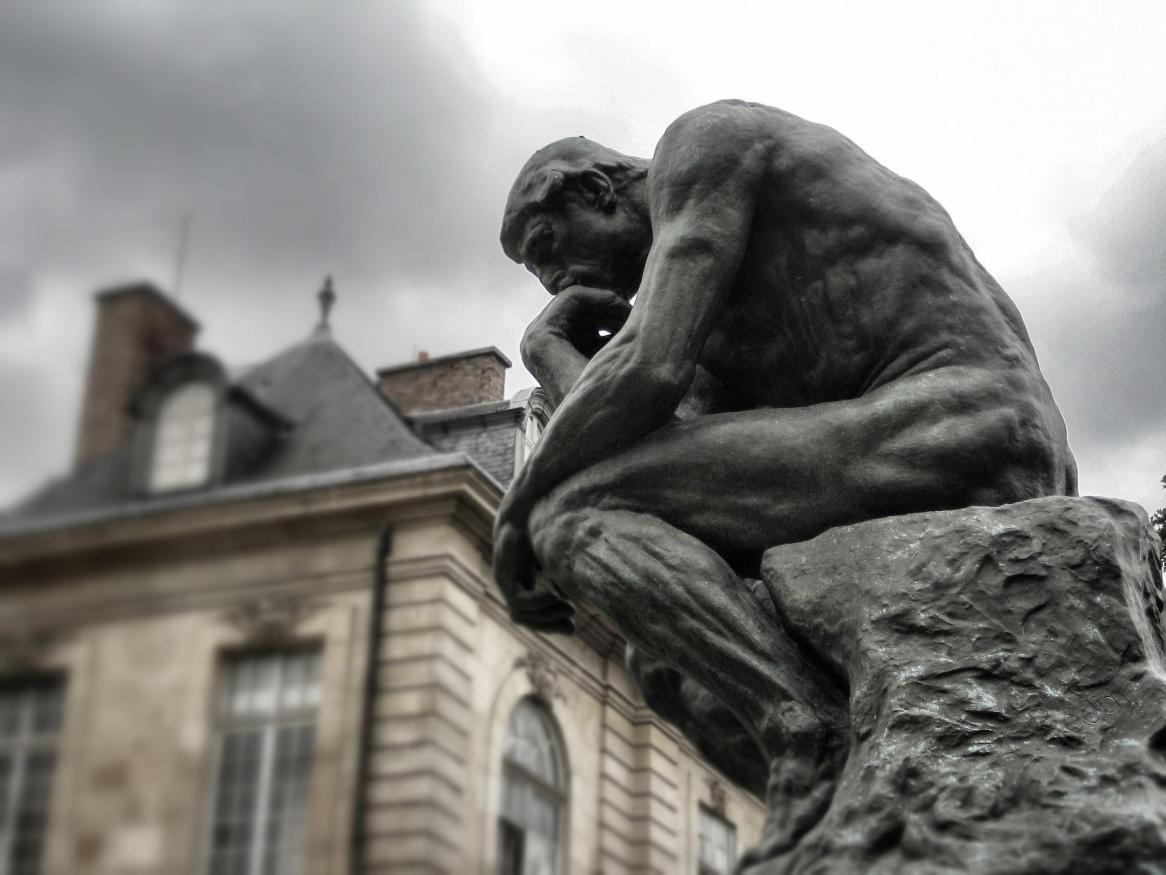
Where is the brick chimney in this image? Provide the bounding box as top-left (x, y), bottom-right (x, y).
top-left (377, 347), bottom-right (511, 414)
top-left (74, 281), bottom-right (199, 465)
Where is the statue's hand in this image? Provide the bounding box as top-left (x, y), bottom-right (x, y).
top-left (493, 520), bottom-right (576, 635)
top-left (522, 284), bottom-right (632, 362)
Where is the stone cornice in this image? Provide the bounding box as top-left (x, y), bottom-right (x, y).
top-left (0, 457), bottom-right (500, 577)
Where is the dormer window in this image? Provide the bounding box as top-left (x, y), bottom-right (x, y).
top-left (149, 382), bottom-right (217, 493)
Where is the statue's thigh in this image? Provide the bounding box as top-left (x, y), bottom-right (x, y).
top-left (536, 367), bottom-right (1058, 555)
top-left (531, 405), bottom-right (856, 555)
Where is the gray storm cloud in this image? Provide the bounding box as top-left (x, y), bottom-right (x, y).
top-left (1058, 134), bottom-right (1166, 449)
top-left (0, 2), bottom-right (531, 503)
top-left (1011, 131), bottom-right (1166, 507)
top-left (0, 4), bottom-right (505, 293)
top-left (1089, 136), bottom-right (1166, 293)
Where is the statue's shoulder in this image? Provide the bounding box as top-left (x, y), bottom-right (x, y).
top-left (652, 101), bottom-right (778, 185)
top-left (662, 99), bottom-right (778, 145)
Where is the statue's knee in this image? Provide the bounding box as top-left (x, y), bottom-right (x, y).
top-left (975, 396), bottom-right (1068, 498)
top-left (528, 491), bottom-right (586, 571)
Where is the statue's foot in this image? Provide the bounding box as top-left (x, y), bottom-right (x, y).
top-left (737, 716), bottom-right (847, 873)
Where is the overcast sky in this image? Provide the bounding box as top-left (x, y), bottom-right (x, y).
top-left (0, 0), bottom-right (1163, 512)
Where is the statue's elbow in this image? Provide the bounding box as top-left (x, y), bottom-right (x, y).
top-left (623, 359), bottom-right (694, 419)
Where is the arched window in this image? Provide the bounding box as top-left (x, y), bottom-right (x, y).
top-left (515, 412), bottom-right (544, 473)
top-left (499, 699), bottom-right (566, 875)
top-left (149, 382), bottom-right (217, 492)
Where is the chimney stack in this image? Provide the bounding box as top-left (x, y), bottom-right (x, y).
top-left (74, 281), bottom-right (199, 465)
top-left (377, 347), bottom-right (511, 414)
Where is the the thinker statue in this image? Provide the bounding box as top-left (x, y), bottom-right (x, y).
top-left (494, 101), bottom-right (1146, 871)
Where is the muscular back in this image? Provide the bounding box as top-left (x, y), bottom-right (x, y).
top-left (689, 102), bottom-right (1042, 409)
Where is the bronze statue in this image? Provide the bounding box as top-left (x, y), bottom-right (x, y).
top-left (496, 100), bottom-right (1080, 861)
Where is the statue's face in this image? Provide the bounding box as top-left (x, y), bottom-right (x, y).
top-left (517, 188), bottom-right (648, 300)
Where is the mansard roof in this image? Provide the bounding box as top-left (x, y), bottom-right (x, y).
top-left (11, 332), bottom-right (438, 521)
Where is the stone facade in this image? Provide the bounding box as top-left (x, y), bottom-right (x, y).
top-left (0, 460), bottom-right (764, 874)
top-left (0, 285), bottom-right (764, 874)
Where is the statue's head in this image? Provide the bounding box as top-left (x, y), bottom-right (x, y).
top-left (501, 137), bottom-right (651, 298)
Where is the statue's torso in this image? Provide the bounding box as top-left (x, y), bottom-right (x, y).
top-left (693, 107), bottom-right (1041, 412)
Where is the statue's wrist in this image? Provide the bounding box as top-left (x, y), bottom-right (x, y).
top-left (519, 327), bottom-right (562, 369)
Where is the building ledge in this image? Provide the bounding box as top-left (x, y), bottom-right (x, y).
top-left (0, 453), bottom-right (499, 541)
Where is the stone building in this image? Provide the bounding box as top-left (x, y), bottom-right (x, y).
top-left (0, 280), bottom-right (764, 874)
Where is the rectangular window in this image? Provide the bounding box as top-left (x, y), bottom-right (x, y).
top-left (203, 650), bottom-right (320, 875)
top-left (697, 806), bottom-right (735, 875)
top-left (0, 679), bottom-right (65, 875)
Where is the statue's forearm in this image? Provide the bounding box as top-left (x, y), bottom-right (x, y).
top-left (520, 285), bottom-right (632, 410)
top-left (508, 330), bottom-right (687, 525)
top-left (521, 331), bottom-right (590, 410)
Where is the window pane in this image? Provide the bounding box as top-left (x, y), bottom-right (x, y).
top-left (502, 774), bottom-right (525, 825)
top-left (499, 700), bottom-right (564, 875)
top-left (9, 750), bottom-right (55, 875)
top-left (0, 681), bottom-right (65, 875)
top-left (206, 653), bottom-right (319, 875)
top-left (261, 725), bottom-right (315, 875)
top-left (249, 659), bottom-right (278, 716)
top-left (30, 686), bottom-right (63, 736)
top-left (157, 421), bottom-right (188, 443)
top-left (278, 653), bottom-right (319, 714)
top-left (0, 752), bottom-right (12, 834)
top-left (0, 696), bottom-right (20, 738)
top-left (523, 831), bottom-right (556, 875)
top-left (150, 382), bottom-right (216, 492)
top-left (527, 789), bottom-right (557, 839)
top-left (698, 808), bottom-right (736, 875)
top-left (225, 661), bottom-right (254, 717)
top-left (191, 416), bottom-right (214, 438)
top-left (206, 729), bottom-right (263, 874)
top-left (498, 821), bottom-right (524, 875)
top-left (503, 702), bottom-right (559, 788)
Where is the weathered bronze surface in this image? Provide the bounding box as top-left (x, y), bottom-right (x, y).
top-left (496, 101), bottom-right (1165, 872)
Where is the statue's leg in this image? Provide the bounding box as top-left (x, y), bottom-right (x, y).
top-left (527, 366), bottom-right (1073, 851)
top-left (528, 500), bottom-right (847, 848)
top-left (537, 365), bottom-right (1072, 559)
top-left (628, 631), bottom-right (771, 799)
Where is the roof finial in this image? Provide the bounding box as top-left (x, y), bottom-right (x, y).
top-left (316, 275), bottom-right (336, 334)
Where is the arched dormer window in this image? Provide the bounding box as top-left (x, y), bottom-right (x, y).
top-left (149, 381), bottom-right (217, 492)
top-left (514, 392), bottom-right (549, 475)
top-left (499, 699), bottom-right (566, 875)
top-left (522, 412), bottom-right (543, 459)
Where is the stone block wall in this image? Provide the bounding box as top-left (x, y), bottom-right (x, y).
top-left (377, 348), bottom-right (510, 414)
top-left (0, 524), bottom-right (374, 874)
top-left (365, 513), bottom-right (767, 874)
top-left (0, 469), bottom-right (764, 875)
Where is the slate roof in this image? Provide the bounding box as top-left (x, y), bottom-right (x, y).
top-left (9, 331), bottom-right (485, 523)
top-left (232, 333), bottom-right (432, 481)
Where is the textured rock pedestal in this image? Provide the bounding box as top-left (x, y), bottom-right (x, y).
top-left (754, 497), bottom-right (1166, 875)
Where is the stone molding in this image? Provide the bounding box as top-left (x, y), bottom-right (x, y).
top-left (706, 776), bottom-right (727, 816)
top-left (221, 593), bottom-right (321, 645)
top-left (515, 650), bottom-right (566, 705)
top-left (0, 463), bottom-right (500, 570)
top-left (0, 626), bottom-right (64, 674)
